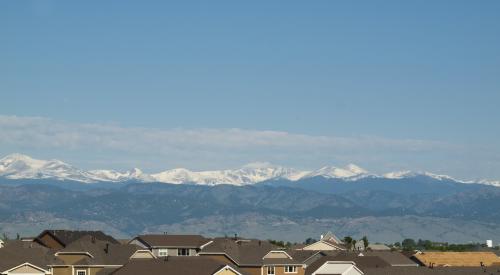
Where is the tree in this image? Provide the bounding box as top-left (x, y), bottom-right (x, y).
top-left (16, 233), bottom-right (20, 240)
top-left (361, 236), bottom-right (369, 251)
top-left (304, 238), bottom-right (317, 245)
top-left (352, 240), bottom-right (357, 251)
top-left (402, 238), bottom-right (416, 251)
top-left (343, 236), bottom-right (353, 251)
top-left (1, 232), bottom-right (8, 241)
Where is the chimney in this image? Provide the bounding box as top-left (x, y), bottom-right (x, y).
top-left (164, 232), bottom-right (167, 235)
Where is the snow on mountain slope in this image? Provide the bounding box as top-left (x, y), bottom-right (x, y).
top-left (0, 153), bottom-right (499, 187)
top-left (0, 153), bottom-right (94, 183)
top-left (87, 168), bottom-right (153, 182)
top-left (302, 164), bottom-right (371, 180)
top-left (150, 162), bottom-right (307, 186)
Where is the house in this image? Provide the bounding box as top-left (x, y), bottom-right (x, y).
top-left (0, 239), bottom-right (4, 248)
top-left (110, 256), bottom-right (244, 275)
top-left (129, 234), bottom-right (212, 257)
top-left (304, 252), bottom-right (390, 275)
top-left (35, 230), bottom-right (119, 250)
top-left (355, 242), bottom-right (391, 251)
top-left (199, 237), bottom-right (316, 275)
top-left (359, 251), bottom-right (419, 267)
top-left (299, 233), bottom-right (345, 251)
top-left (413, 251), bottom-right (500, 267)
top-left (49, 235), bottom-right (139, 275)
top-left (307, 261), bottom-right (364, 275)
top-left (0, 239), bottom-right (62, 275)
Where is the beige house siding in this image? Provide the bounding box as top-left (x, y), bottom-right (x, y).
top-left (214, 267), bottom-right (240, 275)
top-left (57, 254), bottom-right (90, 265)
top-left (263, 266), bottom-right (305, 275)
top-left (302, 241), bottom-right (338, 251)
top-left (130, 250), bottom-right (155, 259)
top-left (8, 264), bottom-right (45, 274)
top-left (52, 267), bottom-right (72, 275)
top-left (152, 247), bottom-right (198, 257)
top-left (264, 251), bottom-right (290, 259)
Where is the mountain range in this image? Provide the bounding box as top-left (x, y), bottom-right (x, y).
top-left (1, 153), bottom-right (499, 244)
top-left (1, 153), bottom-right (499, 187)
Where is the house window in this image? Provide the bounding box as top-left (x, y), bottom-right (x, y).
top-left (285, 266), bottom-right (297, 273)
top-left (178, 248), bottom-right (190, 256)
top-left (76, 270), bottom-right (87, 275)
top-left (158, 249), bottom-right (168, 257)
top-left (266, 266), bottom-right (275, 275)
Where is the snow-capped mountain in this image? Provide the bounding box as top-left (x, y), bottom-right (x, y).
top-left (0, 153), bottom-right (499, 187)
top-left (150, 162), bottom-right (308, 186)
top-left (302, 164), bottom-right (371, 180)
top-left (0, 153), bottom-right (95, 183)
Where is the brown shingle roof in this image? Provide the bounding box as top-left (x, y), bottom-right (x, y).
top-left (56, 235), bottom-right (139, 266)
top-left (361, 251), bottom-right (419, 267)
top-left (413, 252), bottom-right (500, 267)
top-left (134, 234), bottom-right (211, 248)
top-left (200, 238), bottom-right (304, 266)
top-left (36, 230), bottom-right (119, 247)
top-left (111, 257), bottom-right (245, 275)
top-left (305, 254), bottom-right (390, 275)
top-left (0, 240), bottom-right (63, 272)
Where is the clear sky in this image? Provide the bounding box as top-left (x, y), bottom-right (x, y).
top-left (1, 1), bottom-right (499, 180)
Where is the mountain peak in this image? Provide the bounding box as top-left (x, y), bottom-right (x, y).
top-left (0, 154), bottom-right (499, 187)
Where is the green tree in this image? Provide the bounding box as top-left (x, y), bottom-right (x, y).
top-left (361, 236), bottom-right (369, 251)
top-left (402, 238), bottom-right (416, 251)
top-left (343, 236), bottom-right (353, 250)
top-left (304, 238), bottom-right (317, 245)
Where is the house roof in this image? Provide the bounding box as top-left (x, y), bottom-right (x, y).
top-left (321, 231), bottom-right (342, 245)
top-left (413, 252), bottom-right (500, 267)
top-left (200, 238), bottom-right (275, 266)
top-left (55, 235), bottom-right (139, 266)
top-left (359, 251), bottom-right (419, 267)
top-left (367, 244), bottom-right (391, 251)
top-left (110, 257), bottom-right (245, 275)
top-left (362, 266), bottom-right (500, 275)
top-left (305, 254), bottom-right (389, 275)
top-left (301, 240), bottom-right (346, 251)
top-left (134, 234), bottom-right (211, 248)
top-left (36, 230), bottom-right (119, 247)
top-left (0, 240), bottom-right (62, 273)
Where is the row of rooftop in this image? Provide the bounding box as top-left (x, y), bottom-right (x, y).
top-left (0, 230), bottom-right (499, 275)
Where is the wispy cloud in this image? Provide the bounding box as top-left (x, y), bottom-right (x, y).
top-left (0, 114), bottom-right (496, 180)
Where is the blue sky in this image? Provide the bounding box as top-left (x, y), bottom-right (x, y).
top-left (1, 1), bottom-right (499, 179)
